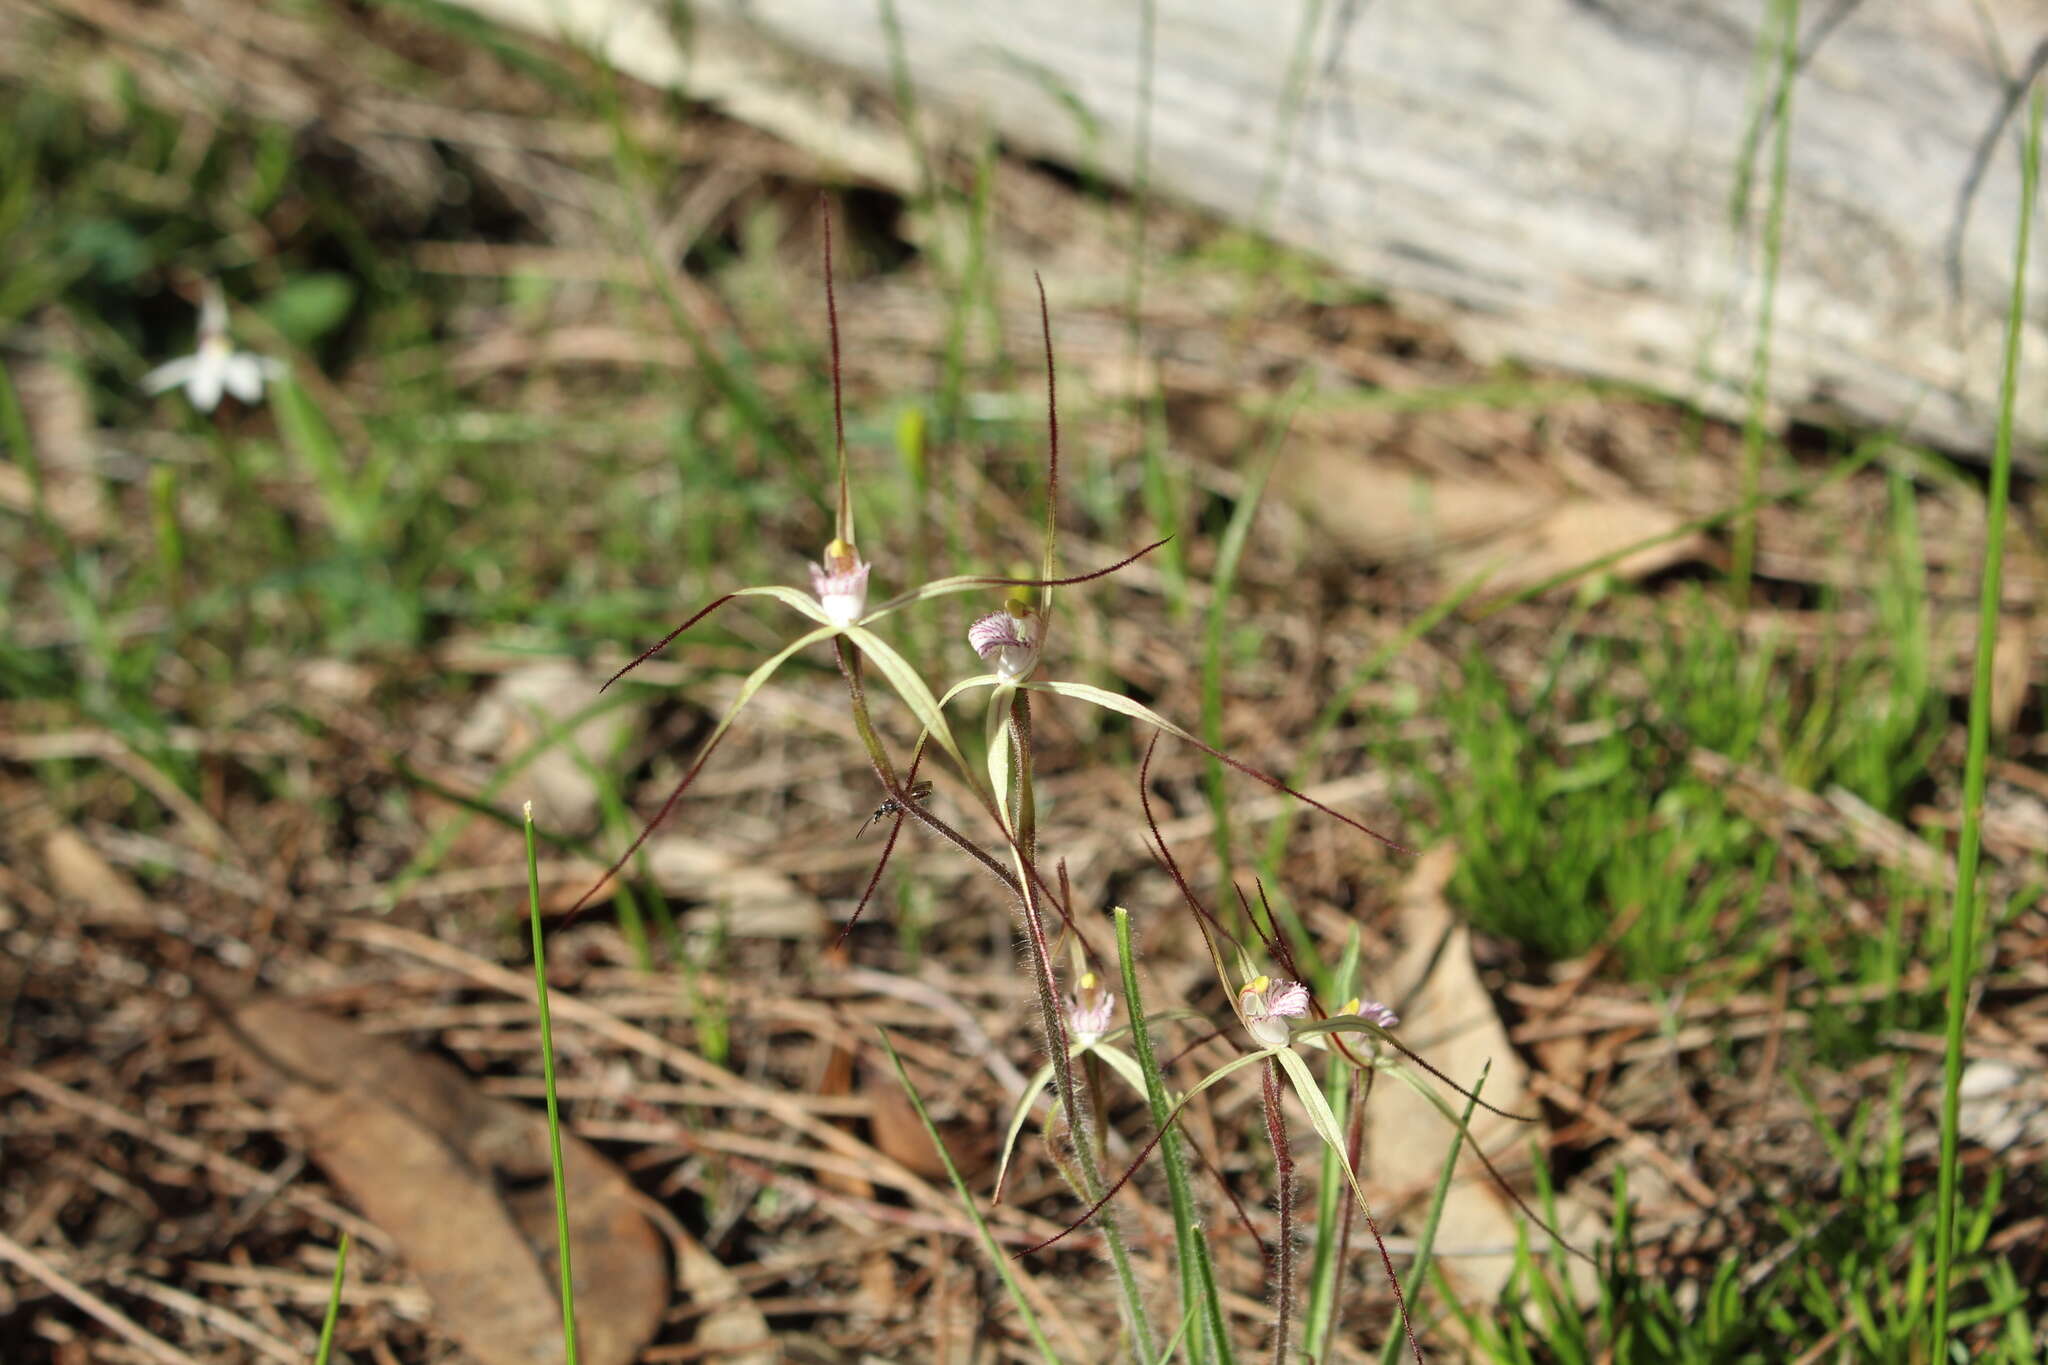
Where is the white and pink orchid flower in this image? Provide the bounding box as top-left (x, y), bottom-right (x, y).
top-left (1067, 971), bottom-right (1117, 1047)
top-left (808, 537), bottom-right (871, 626)
top-left (967, 598), bottom-right (1043, 680)
top-left (1238, 974), bottom-right (1311, 1048)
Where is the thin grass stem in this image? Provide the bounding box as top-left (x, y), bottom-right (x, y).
top-left (1930, 82), bottom-right (2040, 1349)
top-left (1116, 906), bottom-right (1235, 1365)
top-left (524, 801), bottom-right (580, 1365)
top-left (1729, 0), bottom-right (1800, 607)
top-left (1376, 1061), bottom-right (1489, 1364)
top-left (876, 1030), bottom-right (1064, 1365)
top-left (1201, 381), bottom-right (1302, 893)
top-left (312, 1232), bottom-right (350, 1365)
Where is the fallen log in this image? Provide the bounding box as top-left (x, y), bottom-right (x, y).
top-left (463, 0), bottom-right (2047, 461)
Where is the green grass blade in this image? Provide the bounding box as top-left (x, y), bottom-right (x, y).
top-left (1377, 1061), bottom-right (1489, 1365)
top-left (1199, 381), bottom-right (1300, 888)
top-left (875, 1029), bottom-right (1063, 1365)
top-left (312, 1231), bottom-right (350, 1365)
top-left (273, 378), bottom-right (368, 549)
top-left (525, 801), bottom-right (580, 1365)
top-left (1114, 907), bottom-right (1234, 1365)
top-left (1931, 83), bottom-right (2040, 1348)
top-left (0, 353), bottom-right (56, 543)
top-left (1729, 0), bottom-right (1801, 607)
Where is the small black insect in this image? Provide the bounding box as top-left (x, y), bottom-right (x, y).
top-left (857, 780), bottom-right (933, 837)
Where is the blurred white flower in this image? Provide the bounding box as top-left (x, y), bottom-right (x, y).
top-left (142, 283), bottom-right (284, 413)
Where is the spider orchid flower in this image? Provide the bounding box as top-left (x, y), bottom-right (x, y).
top-left (568, 225), bottom-right (1165, 928)
top-left (1237, 974), bottom-right (1312, 1047)
top-left (994, 965), bottom-right (1190, 1201)
top-left (1068, 970), bottom-right (1116, 1048)
top-left (1301, 994), bottom-right (1401, 1055)
top-left (1347, 997), bottom-right (1400, 1029)
top-left (809, 537), bottom-right (871, 627)
top-left (967, 596), bottom-right (1044, 681)
top-left (141, 283), bottom-right (285, 413)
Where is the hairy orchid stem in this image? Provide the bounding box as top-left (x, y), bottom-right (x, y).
top-left (1262, 1057), bottom-right (1297, 1365)
top-left (1010, 690), bottom-right (1152, 1354)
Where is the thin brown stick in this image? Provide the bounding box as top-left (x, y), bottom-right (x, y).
top-left (0, 1227), bottom-right (202, 1365)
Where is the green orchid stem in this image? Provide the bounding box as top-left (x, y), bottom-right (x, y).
top-left (1261, 1056), bottom-right (1297, 1365)
top-left (1115, 907), bottom-right (1235, 1365)
top-left (1377, 1060), bottom-right (1489, 1365)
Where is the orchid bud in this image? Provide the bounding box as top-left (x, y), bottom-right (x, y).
top-left (1238, 974), bottom-right (1310, 1048)
top-left (809, 537), bottom-right (871, 627)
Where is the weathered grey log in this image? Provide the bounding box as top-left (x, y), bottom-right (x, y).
top-left (463, 0), bottom-right (2046, 460)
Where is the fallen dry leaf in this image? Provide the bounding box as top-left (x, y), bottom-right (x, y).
top-left (41, 828), bottom-right (148, 925)
top-left (549, 836), bottom-right (826, 938)
top-left (1991, 615), bottom-right (2034, 737)
top-left (1281, 448), bottom-right (1703, 595)
top-left (221, 996), bottom-right (725, 1365)
top-left (453, 661), bottom-right (647, 834)
top-left (1364, 846), bottom-right (1599, 1313)
top-left (866, 1061), bottom-right (996, 1184)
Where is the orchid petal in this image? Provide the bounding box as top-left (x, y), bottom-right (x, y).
top-left (994, 1057), bottom-right (1060, 1200)
top-left (1025, 678), bottom-right (1405, 852)
top-left (855, 536), bottom-right (1170, 625)
top-left (221, 352), bottom-right (266, 403)
top-left (1274, 1045), bottom-right (1381, 1223)
top-left (735, 584), bottom-right (834, 626)
top-left (1290, 1016), bottom-right (1399, 1049)
top-left (983, 680), bottom-right (1019, 836)
top-left (140, 355), bottom-right (199, 394)
top-left (187, 354), bottom-right (227, 413)
top-left (1089, 1044), bottom-right (1151, 1098)
top-left (936, 673), bottom-right (1000, 709)
top-left (1178, 1047), bottom-right (1275, 1109)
